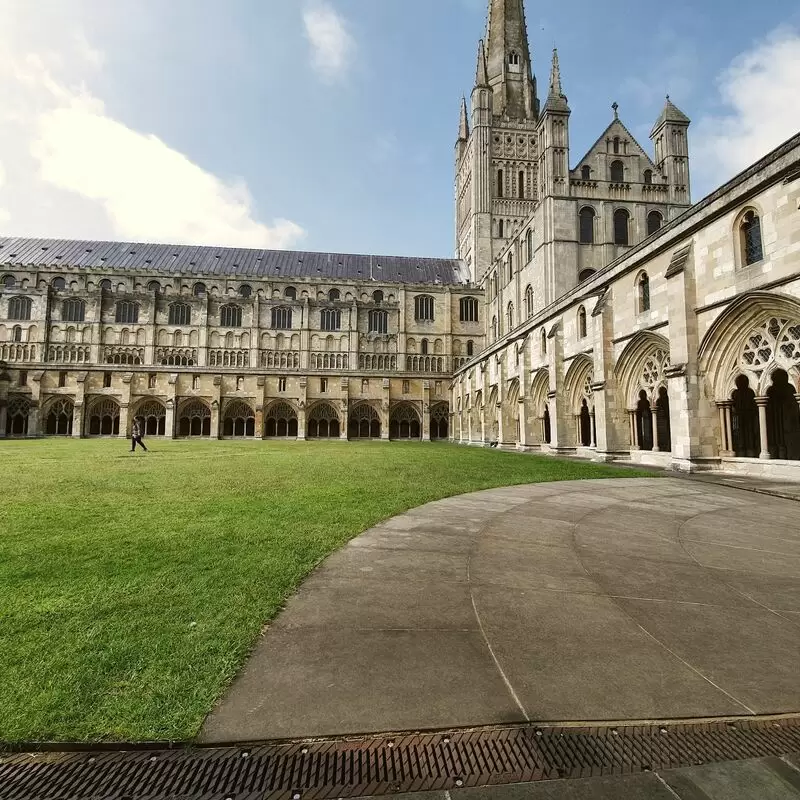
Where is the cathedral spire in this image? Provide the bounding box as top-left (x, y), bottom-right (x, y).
top-left (458, 96), bottom-right (470, 140)
top-left (542, 47), bottom-right (569, 113)
top-left (482, 0), bottom-right (537, 120)
top-left (475, 40), bottom-right (489, 87)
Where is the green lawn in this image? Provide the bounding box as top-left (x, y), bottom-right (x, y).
top-left (0, 439), bottom-right (654, 743)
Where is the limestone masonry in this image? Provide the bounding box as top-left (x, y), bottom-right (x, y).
top-left (2, 0), bottom-right (800, 478)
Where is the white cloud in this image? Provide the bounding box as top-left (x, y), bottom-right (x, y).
top-left (693, 27), bottom-right (800, 192)
top-left (303, 1), bottom-right (354, 83)
top-left (0, 6), bottom-right (305, 249)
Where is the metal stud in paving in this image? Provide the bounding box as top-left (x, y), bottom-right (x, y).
top-left (2, 716), bottom-right (800, 799)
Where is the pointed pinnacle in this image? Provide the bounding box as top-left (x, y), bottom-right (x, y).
top-left (458, 96), bottom-right (470, 140)
top-left (549, 48), bottom-right (563, 97)
top-left (475, 39), bottom-right (489, 87)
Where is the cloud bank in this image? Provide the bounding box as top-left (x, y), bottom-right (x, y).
top-left (303, 1), bottom-right (354, 83)
top-left (0, 6), bottom-right (305, 249)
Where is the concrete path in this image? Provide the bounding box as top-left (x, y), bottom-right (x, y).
top-left (201, 478), bottom-right (800, 743)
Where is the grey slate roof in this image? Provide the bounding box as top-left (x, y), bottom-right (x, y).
top-left (0, 236), bottom-right (466, 286)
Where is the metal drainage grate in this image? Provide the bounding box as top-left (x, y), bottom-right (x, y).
top-left (2, 716), bottom-right (800, 799)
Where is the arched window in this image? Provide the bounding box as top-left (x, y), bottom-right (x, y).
top-left (220, 304), bottom-right (243, 327)
top-left (506, 302), bottom-right (514, 332)
top-left (328, 288), bottom-right (340, 302)
top-left (414, 295), bottom-right (434, 321)
top-left (579, 207), bottom-right (595, 244)
top-left (643, 169), bottom-right (653, 185)
top-left (421, 338), bottom-right (429, 356)
top-left (284, 286), bottom-right (297, 300)
top-left (740, 209), bottom-right (764, 266)
top-left (613, 208), bottom-right (630, 246)
top-left (8, 296), bottom-right (32, 321)
top-left (136, 400), bottom-right (166, 436)
top-left (467, 340), bottom-right (474, 357)
top-left (613, 137), bottom-right (620, 154)
top-left (578, 306), bottom-right (587, 339)
top-left (320, 308), bottom-right (341, 331)
top-left (491, 316), bottom-right (498, 342)
top-left (525, 285), bottom-right (534, 318)
top-left (647, 210), bottom-right (663, 236)
top-left (498, 219), bottom-right (504, 238)
top-left (372, 289), bottom-right (384, 304)
top-left (581, 165), bottom-right (591, 181)
top-left (507, 253), bottom-right (514, 282)
top-left (45, 398), bottom-right (74, 435)
top-left (348, 403), bottom-right (381, 439)
top-left (637, 272), bottom-right (650, 313)
top-left (193, 282), bottom-right (206, 296)
top-left (271, 306), bottom-right (292, 329)
top-left (6, 395), bottom-right (31, 436)
top-left (223, 400), bottom-right (257, 438)
top-left (87, 398), bottom-right (121, 436)
top-left (307, 402), bottom-right (340, 438)
top-left (12, 325), bottom-right (22, 342)
top-left (2, 275), bottom-right (15, 289)
top-left (518, 170), bottom-right (525, 199)
top-left (115, 301), bottom-right (139, 324)
top-left (610, 160), bottom-right (624, 183)
top-left (168, 303), bottom-right (191, 326)
top-left (497, 169), bottom-right (504, 198)
top-left (368, 309), bottom-right (388, 334)
top-left (508, 51), bottom-right (520, 66)
top-left (526, 229), bottom-right (533, 262)
top-left (389, 403), bottom-right (422, 440)
top-left (147, 280), bottom-right (161, 293)
top-left (541, 328), bottom-right (547, 355)
top-left (177, 400), bottom-right (211, 437)
top-left (238, 284), bottom-right (252, 298)
top-left (51, 277), bottom-right (66, 291)
top-left (579, 268), bottom-right (596, 282)
top-left (459, 296), bottom-right (479, 322)
top-left (99, 279), bottom-right (112, 292)
top-left (62, 299), bottom-right (85, 322)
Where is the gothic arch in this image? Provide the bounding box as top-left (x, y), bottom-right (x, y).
top-left (307, 401), bottom-right (341, 438)
top-left (177, 399), bottom-right (212, 438)
top-left (564, 355), bottom-right (594, 413)
top-left (501, 378), bottom-right (521, 442)
top-left (132, 398), bottom-right (167, 436)
top-left (430, 402), bottom-right (449, 440)
top-left (263, 400), bottom-right (297, 438)
top-left (389, 402), bottom-right (421, 440)
top-left (699, 291), bottom-right (800, 399)
top-left (86, 396), bottom-right (121, 436)
top-left (615, 331), bottom-right (671, 408)
top-left (348, 402), bottom-right (381, 439)
top-left (223, 399), bottom-right (256, 438)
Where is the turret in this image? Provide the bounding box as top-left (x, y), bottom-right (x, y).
top-left (650, 96), bottom-right (691, 208)
top-left (537, 48), bottom-right (570, 198)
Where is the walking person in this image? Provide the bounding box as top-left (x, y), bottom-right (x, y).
top-left (131, 417), bottom-right (148, 452)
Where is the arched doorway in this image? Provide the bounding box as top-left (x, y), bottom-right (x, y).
top-left (44, 398), bottom-right (74, 435)
top-left (135, 400), bottom-right (167, 436)
top-left (542, 405), bottom-right (551, 444)
top-left (389, 403), bottom-right (421, 440)
top-left (349, 403), bottom-right (381, 439)
top-left (178, 400), bottom-right (211, 437)
top-left (430, 403), bottom-right (449, 440)
top-left (307, 402), bottom-right (340, 438)
top-left (579, 399), bottom-right (592, 446)
top-left (5, 395), bottom-right (31, 436)
top-left (87, 398), bottom-right (121, 436)
top-left (264, 402), bottom-right (298, 438)
top-left (223, 400), bottom-right (256, 438)
top-left (766, 369), bottom-right (800, 460)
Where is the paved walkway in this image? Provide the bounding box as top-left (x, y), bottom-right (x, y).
top-left (201, 478), bottom-right (800, 743)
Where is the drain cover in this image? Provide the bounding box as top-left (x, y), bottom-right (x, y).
top-left (2, 717), bottom-right (800, 799)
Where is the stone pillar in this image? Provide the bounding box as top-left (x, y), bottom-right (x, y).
top-left (716, 401), bottom-right (734, 456)
top-left (0, 366), bottom-right (9, 437)
top-left (297, 404), bottom-right (306, 441)
top-left (629, 410), bottom-right (639, 449)
top-left (119, 403), bottom-right (130, 438)
top-left (381, 378), bottom-right (390, 440)
top-left (28, 401), bottom-right (40, 436)
top-left (756, 397), bottom-right (770, 459)
top-left (518, 398), bottom-right (528, 448)
top-left (339, 398), bottom-right (349, 440)
top-left (422, 380), bottom-right (431, 442)
top-left (574, 414), bottom-right (581, 446)
top-left (651, 403), bottom-right (660, 452)
top-left (72, 402), bottom-right (84, 438)
top-left (166, 373), bottom-right (177, 438)
top-left (210, 399), bottom-right (220, 440)
top-left (590, 410), bottom-right (597, 448)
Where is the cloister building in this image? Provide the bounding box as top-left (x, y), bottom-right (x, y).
top-left (2, 0), bottom-right (800, 480)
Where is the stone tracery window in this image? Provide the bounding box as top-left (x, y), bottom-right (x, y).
top-left (87, 398), bottom-right (121, 436)
top-left (348, 403), bottom-right (381, 439)
top-left (525, 285), bottom-right (534, 319)
top-left (506, 302), bottom-right (514, 332)
top-left (45, 397), bottom-right (74, 435)
top-left (459, 296), bottom-right (479, 322)
top-left (136, 401), bottom-right (166, 436)
top-left (5, 395), bottom-right (31, 435)
top-left (320, 308), bottom-right (341, 331)
top-left (271, 306), bottom-right (292, 329)
top-left (115, 301), bottom-right (139, 324)
top-left (220, 304), bottom-right (243, 328)
top-left (168, 302), bottom-right (191, 326)
top-left (223, 400), bottom-right (256, 438)
top-left (263, 402), bottom-right (297, 438)
top-left (368, 309), bottom-right (388, 334)
top-left (178, 400), bottom-right (211, 437)
top-left (389, 403), bottom-right (421, 440)
top-left (307, 402), bottom-right (340, 438)
top-left (739, 318), bottom-right (800, 383)
top-left (414, 295), bottom-right (435, 321)
top-left (430, 402), bottom-right (449, 440)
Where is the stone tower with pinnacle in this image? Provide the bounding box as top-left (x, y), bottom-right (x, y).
top-left (455, 0), bottom-right (540, 283)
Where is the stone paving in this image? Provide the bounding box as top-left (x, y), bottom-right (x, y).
top-left (201, 478), bottom-right (800, 744)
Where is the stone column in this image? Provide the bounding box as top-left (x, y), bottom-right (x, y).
top-left (119, 403), bottom-right (130, 439)
top-left (629, 410), bottom-right (639, 449)
top-left (28, 401), bottom-right (40, 436)
top-left (339, 398), bottom-right (349, 440)
top-left (210, 400), bottom-right (220, 440)
top-left (518, 398), bottom-right (528, 448)
top-left (72, 402), bottom-right (84, 438)
top-left (422, 380), bottom-right (431, 441)
top-left (651, 403), bottom-right (660, 452)
top-left (297, 404), bottom-right (306, 441)
top-left (166, 373), bottom-right (177, 438)
top-left (756, 397), bottom-right (770, 459)
top-left (574, 414), bottom-right (581, 446)
top-left (381, 378), bottom-right (390, 440)
top-left (590, 410), bottom-right (597, 448)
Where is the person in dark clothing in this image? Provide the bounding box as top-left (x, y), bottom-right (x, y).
top-left (131, 418), bottom-right (148, 452)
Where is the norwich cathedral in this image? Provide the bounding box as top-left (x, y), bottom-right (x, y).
top-left (1, 0), bottom-right (800, 479)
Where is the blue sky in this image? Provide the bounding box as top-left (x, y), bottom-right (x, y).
top-left (1, 0), bottom-right (799, 258)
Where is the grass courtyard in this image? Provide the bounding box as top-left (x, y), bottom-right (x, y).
top-left (0, 439), bottom-right (654, 743)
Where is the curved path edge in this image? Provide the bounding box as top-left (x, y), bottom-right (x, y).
top-left (200, 478), bottom-right (800, 744)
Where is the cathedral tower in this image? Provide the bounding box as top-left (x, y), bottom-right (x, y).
top-left (455, 0), bottom-right (540, 282)
top-left (650, 97), bottom-right (692, 214)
